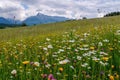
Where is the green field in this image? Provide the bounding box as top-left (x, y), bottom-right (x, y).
top-left (0, 16), bottom-right (120, 80)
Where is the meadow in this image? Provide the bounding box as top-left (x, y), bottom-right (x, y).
top-left (0, 16), bottom-right (120, 80)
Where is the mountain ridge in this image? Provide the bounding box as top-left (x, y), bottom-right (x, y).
top-left (0, 13), bottom-right (70, 26)
top-left (23, 13), bottom-right (69, 25)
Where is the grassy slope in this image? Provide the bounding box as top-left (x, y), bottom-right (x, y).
top-left (0, 16), bottom-right (120, 42)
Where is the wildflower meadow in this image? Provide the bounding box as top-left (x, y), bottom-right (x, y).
top-left (0, 26), bottom-right (120, 80)
top-left (0, 16), bottom-right (120, 80)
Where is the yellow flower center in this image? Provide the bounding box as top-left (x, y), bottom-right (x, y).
top-left (22, 61), bottom-right (30, 65)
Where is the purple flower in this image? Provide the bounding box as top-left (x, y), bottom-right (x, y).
top-left (51, 79), bottom-right (56, 80)
top-left (48, 74), bottom-right (54, 79)
top-left (48, 74), bottom-right (56, 80)
top-left (30, 62), bottom-right (34, 65)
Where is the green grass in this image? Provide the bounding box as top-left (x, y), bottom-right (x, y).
top-left (0, 16), bottom-right (120, 80)
top-left (0, 16), bottom-right (120, 42)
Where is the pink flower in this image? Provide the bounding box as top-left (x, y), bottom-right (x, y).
top-left (41, 74), bottom-right (47, 78)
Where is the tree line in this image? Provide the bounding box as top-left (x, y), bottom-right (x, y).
top-left (104, 11), bottom-right (120, 17)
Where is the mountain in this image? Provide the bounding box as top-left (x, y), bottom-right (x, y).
top-left (0, 13), bottom-right (70, 27)
top-left (0, 17), bottom-right (11, 24)
top-left (0, 17), bottom-right (13, 28)
top-left (7, 18), bottom-right (22, 24)
top-left (0, 17), bottom-right (22, 29)
top-left (0, 17), bottom-right (21, 24)
top-left (23, 13), bottom-right (69, 25)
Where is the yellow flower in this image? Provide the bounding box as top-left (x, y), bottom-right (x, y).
top-left (14, 55), bottom-right (18, 58)
top-left (90, 47), bottom-right (95, 50)
top-left (22, 61), bottom-right (29, 65)
top-left (115, 74), bottom-right (119, 79)
top-left (42, 57), bottom-right (45, 61)
top-left (19, 66), bottom-right (22, 69)
top-left (59, 67), bottom-right (63, 72)
top-left (109, 48), bottom-right (113, 51)
top-left (114, 73), bottom-right (119, 79)
top-left (109, 75), bottom-right (114, 80)
top-left (111, 65), bottom-right (114, 69)
top-left (102, 57), bottom-right (109, 61)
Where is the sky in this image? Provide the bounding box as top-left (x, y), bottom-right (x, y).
top-left (0, 0), bottom-right (120, 21)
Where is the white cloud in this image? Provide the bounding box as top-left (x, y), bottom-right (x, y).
top-left (0, 0), bottom-right (120, 20)
top-left (0, 0), bottom-right (26, 20)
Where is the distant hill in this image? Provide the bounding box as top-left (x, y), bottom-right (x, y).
top-left (0, 17), bottom-right (11, 24)
top-left (7, 18), bottom-right (22, 24)
top-left (0, 17), bottom-right (21, 25)
top-left (0, 17), bottom-right (22, 29)
top-left (0, 17), bottom-right (26, 29)
top-left (0, 17), bottom-right (13, 28)
top-left (23, 13), bottom-right (69, 25)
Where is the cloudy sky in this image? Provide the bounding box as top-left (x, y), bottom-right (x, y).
top-left (0, 0), bottom-right (120, 20)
